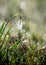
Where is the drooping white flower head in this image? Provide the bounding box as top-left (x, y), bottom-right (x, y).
top-left (16, 19), bottom-right (23, 31)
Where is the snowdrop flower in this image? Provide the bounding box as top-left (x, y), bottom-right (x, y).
top-left (16, 19), bottom-right (23, 31)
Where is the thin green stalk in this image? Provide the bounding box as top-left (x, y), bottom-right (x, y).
top-left (1, 14), bottom-right (19, 37)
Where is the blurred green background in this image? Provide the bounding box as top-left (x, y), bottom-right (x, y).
top-left (0, 0), bottom-right (46, 65)
top-left (0, 0), bottom-right (46, 38)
